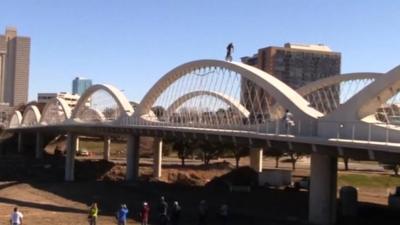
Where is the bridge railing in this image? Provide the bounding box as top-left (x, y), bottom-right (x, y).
top-left (118, 116), bottom-right (318, 137)
top-left (319, 121), bottom-right (400, 144)
top-left (9, 116), bottom-right (399, 145)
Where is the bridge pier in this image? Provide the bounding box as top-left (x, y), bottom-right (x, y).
top-left (126, 135), bottom-right (140, 181)
top-left (250, 147), bottom-right (263, 172)
top-left (153, 138), bottom-right (162, 178)
top-left (17, 132), bottom-right (23, 153)
top-left (103, 137), bottom-right (111, 161)
top-left (35, 133), bottom-right (44, 159)
top-left (65, 133), bottom-right (77, 181)
top-left (309, 152), bottom-right (338, 225)
top-left (75, 136), bottom-right (80, 152)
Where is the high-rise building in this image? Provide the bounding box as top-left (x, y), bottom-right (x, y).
top-left (72, 77), bottom-right (92, 95)
top-left (241, 43), bottom-right (341, 117)
top-left (0, 27), bottom-right (31, 107)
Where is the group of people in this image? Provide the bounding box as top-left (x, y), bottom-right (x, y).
top-left (88, 202), bottom-right (137, 225)
top-left (197, 200), bottom-right (229, 225)
top-left (87, 197), bottom-right (229, 225)
top-left (157, 196), bottom-right (181, 225)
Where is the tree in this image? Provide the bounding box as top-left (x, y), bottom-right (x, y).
top-left (382, 163), bottom-right (400, 176)
top-left (343, 157), bottom-right (350, 171)
top-left (198, 140), bottom-right (222, 166)
top-left (228, 145), bottom-right (249, 168)
top-left (288, 152), bottom-right (305, 170)
top-left (172, 139), bottom-right (194, 167)
top-left (265, 149), bottom-right (284, 168)
top-left (152, 106), bottom-right (166, 119)
top-left (103, 107), bottom-right (117, 119)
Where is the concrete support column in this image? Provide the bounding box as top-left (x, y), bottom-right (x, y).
top-left (309, 153), bottom-right (338, 225)
top-left (126, 135), bottom-right (140, 181)
top-left (65, 133), bottom-right (77, 181)
top-left (75, 137), bottom-right (80, 152)
top-left (17, 132), bottom-right (23, 153)
top-left (103, 137), bottom-right (111, 161)
top-left (153, 138), bottom-right (163, 178)
top-left (35, 133), bottom-right (44, 159)
top-left (249, 147), bottom-right (263, 172)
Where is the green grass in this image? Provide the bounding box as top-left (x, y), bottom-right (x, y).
top-left (338, 173), bottom-right (400, 188)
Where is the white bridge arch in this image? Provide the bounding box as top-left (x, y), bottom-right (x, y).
top-left (71, 84), bottom-right (134, 122)
top-left (40, 97), bottom-right (72, 125)
top-left (21, 105), bottom-right (41, 127)
top-left (3, 59), bottom-right (400, 143)
top-left (323, 66), bottom-right (400, 122)
top-left (165, 90), bottom-right (250, 118)
top-left (9, 111), bottom-right (23, 128)
top-left (135, 60), bottom-right (323, 122)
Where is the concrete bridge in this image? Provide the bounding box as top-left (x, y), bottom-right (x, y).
top-left (3, 59), bottom-right (400, 225)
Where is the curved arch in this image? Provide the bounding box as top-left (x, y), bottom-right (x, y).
top-left (40, 97), bottom-right (72, 124)
top-left (71, 84), bottom-right (134, 118)
top-left (136, 60), bottom-right (323, 121)
top-left (8, 111), bottom-right (22, 128)
top-left (165, 90), bottom-right (250, 117)
top-left (323, 65), bottom-right (400, 121)
top-left (75, 107), bottom-right (105, 122)
top-left (296, 73), bottom-right (382, 96)
top-left (268, 73), bottom-right (382, 117)
top-left (21, 105), bottom-right (41, 126)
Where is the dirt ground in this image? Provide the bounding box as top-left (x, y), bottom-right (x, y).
top-left (0, 155), bottom-right (399, 225)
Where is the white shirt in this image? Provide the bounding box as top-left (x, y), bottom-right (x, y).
top-left (11, 211), bottom-right (23, 224)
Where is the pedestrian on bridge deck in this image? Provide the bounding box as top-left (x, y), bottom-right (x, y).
top-left (283, 109), bottom-right (295, 133)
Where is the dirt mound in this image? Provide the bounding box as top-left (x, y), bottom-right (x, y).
top-left (100, 164), bottom-right (126, 181)
top-left (206, 166), bottom-right (258, 190)
top-left (75, 160), bottom-right (124, 181)
top-left (159, 162), bottom-right (233, 186)
top-left (205, 161), bottom-right (234, 170)
top-left (167, 171), bottom-right (204, 186)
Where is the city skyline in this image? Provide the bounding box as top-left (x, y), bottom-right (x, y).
top-left (0, 0), bottom-right (399, 103)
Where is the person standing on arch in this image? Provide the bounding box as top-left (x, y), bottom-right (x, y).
top-left (225, 43), bottom-right (234, 62)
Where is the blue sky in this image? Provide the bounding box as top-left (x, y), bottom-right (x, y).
top-left (1, 0), bottom-right (399, 102)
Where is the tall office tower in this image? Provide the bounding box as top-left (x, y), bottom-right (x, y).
top-left (241, 43), bottom-right (341, 117)
top-left (72, 77), bottom-right (92, 95)
top-left (0, 27), bottom-right (31, 106)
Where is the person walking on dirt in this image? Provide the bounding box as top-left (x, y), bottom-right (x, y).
top-left (218, 203), bottom-right (229, 225)
top-left (140, 202), bottom-right (150, 225)
top-left (116, 204), bottom-right (129, 225)
top-left (197, 200), bottom-right (208, 225)
top-left (10, 207), bottom-right (23, 225)
top-left (88, 202), bottom-right (98, 225)
top-left (170, 201), bottom-right (181, 225)
top-left (225, 43), bottom-right (234, 62)
top-left (158, 196), bottom-right (168, 225)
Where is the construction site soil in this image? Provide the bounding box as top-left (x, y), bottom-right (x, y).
top-left (0, 155), bottom-right (398, 225)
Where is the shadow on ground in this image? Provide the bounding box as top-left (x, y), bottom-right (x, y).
top-left (0, 153), bottom-right (398, 225)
